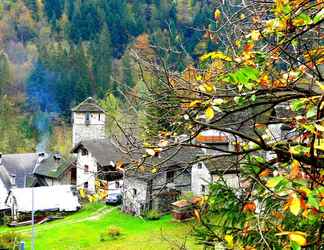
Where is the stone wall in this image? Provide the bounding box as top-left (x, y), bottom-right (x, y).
top-left (122, 177), bottom-right (148, 216)
top-left (72, 112), bottom-right (106, 146)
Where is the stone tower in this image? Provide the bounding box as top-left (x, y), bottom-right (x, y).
top-left (72, 97), bottom-right (106, 146)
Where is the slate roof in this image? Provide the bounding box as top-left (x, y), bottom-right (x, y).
top-left (71, 139), bottom-right (128, 166)
top-left (71, 97), bottom-right (105, 113)
top-left (202, 156), bottom-right (239, 174)
top-left (125, 146), bottom-right (202, 180)
top-left (33, 154), bottom-right (76, 179)
top-left (0, 165), bottom-right (11, 190)
top-left (0, 153), bottom-right (39, 188)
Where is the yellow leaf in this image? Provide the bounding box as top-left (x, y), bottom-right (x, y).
top-left (205, 107), bottom-right (215, 120)
top-left (189, 100), bottom-right (201, 108)
top-left (288, 232), bottom-right (307, 246)
top-left (79, 188), bottom-right (85, 198)
top-left (224, 235), bottom-right (234, 249)
top-left (290, 197), bottom-right (301, 216)
top-left (151, 167), bottom-right (158, 174)
top-left (199, 83), bottom-right (214, 93)
top-left (249, 30), bottom-right (261, 41)
top-left (200, 51), bottom-right (231, 62)
top-left (290, 160), bottom-right (300, 179)
top-left (214, 9), bottom-right (221, 21)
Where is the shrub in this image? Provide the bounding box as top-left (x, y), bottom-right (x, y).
top-left (0, 232), bottom-right (22, 250)
top-left (145, 209), bottom-right (161, 220)
top-left (100, 226), bottom-right (121, 241)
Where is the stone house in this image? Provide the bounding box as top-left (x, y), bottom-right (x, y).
top-left (123, 146), bottom-right (200, 216)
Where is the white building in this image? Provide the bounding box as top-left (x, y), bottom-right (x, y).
top-left (191, 130), bottom-right (240, 196)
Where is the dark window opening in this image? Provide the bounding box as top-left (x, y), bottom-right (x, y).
top-left (201, 185), bottom-right (206, 193)
top-left (115, 181), bottom-right (120, 188)
top-left (84, 182), bottom-right (89, 188)
top-left (81, 149), bottom-right (88, 156)
top-left (85, 112), bottom-right (90, 124)
top-left (84, 165), bottom-right (89, 173)
top-left (197, 162), bottom-right (203, 169)
top-left (166, 171), bottom-right (175, 183)
top-left (133, 188), bottom-right (137, 196)
top-left (98, 113), bottom-right (101, 121)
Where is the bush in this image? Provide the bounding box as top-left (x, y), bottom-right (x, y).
top-left (0, 232), bottom-right (22, 250)
top-left (100, 226), bottom-right (121, 241)
top-left (145, 209), bottom-right (161, 220)
top-left (0, 215), bottom-right (11, 226)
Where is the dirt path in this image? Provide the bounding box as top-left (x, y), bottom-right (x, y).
top-left (3, 206), bottom-right (116, 234)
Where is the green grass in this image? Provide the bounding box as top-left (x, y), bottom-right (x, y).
top-left (0, 203), bottom-right (201, 250)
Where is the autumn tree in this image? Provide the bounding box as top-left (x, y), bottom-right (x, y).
top-left (122, 1), bottom-right (324, 249)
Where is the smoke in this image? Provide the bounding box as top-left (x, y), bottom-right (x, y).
top-left (34, 112), bottom-right (50, 152)
top-left (27, 62), bottom-right (60, 152)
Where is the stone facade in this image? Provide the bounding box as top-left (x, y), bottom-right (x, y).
top-left (72, 112), bottom-right (106, 147)
top-left (123, 168), bottom-right (192, 215)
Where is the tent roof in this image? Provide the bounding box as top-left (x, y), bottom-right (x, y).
top-left (7, 185), bottom-right (80, 212)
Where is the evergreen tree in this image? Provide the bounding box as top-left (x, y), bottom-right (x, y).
top-left (92, 24), bottom-right (112, 98)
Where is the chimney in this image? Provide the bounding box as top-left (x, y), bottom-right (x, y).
top-left (37, 152), bottom-right (46, 163)
top-left (53, 153), bottom-right (62, 162)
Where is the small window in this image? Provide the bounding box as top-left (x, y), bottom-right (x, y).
top-left (166, 171), bottom-right (175, 183)
top-left (115, 181), bottom-right (120, 188)
top-left (85, 112), bottom-right (90, 124)
top-left (84, 165), bottom-right (89, 173)
top-left (98, 113), bottom-right (101, 121)
top-left (81, 149), bottom-right (88, 156)
top-left (10, 175), bottom-right (16, 185)
top-left (201, 185), bottom-right (206, 193)
top-left (133, 188), bottom-right (137, 196)
top-left (197, 162), bottom-right (203, 169)
top-left (84, 182), bottom-right (89, 188)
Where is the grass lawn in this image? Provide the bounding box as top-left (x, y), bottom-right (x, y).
top-left (0, 203), bottom-right (202, 250)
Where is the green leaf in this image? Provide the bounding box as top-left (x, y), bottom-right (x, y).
top-left (266, 176), bottom-right (285, 188)
top-left (307, 194), bottom-right (319, 209)
top-left (297, 13), bottom-right (312, 25)
top-left (290, 99), bottom-right (305, 112)
top-left (291, 240), bottom-right (301, 250)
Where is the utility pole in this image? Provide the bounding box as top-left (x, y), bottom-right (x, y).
top-left (31, 187), bottom-right (35, 250)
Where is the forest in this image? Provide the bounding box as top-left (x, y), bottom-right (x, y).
top-left (0, 0), bottom-right (215, 153)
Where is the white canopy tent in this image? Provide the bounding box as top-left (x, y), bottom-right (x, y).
top-left (6, 185), bottom-right (80, 213)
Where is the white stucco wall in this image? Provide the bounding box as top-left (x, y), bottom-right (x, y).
top-left (72, 112), bottom-right (106, 146)
top-left (0, 180), bottom-right (9, 210)
top-left (191, 162), bottom-right (212, 195)
top-left (108, 180), bottom-right (123, 195)
top-left (76, 151), bottom-right (97, 193)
